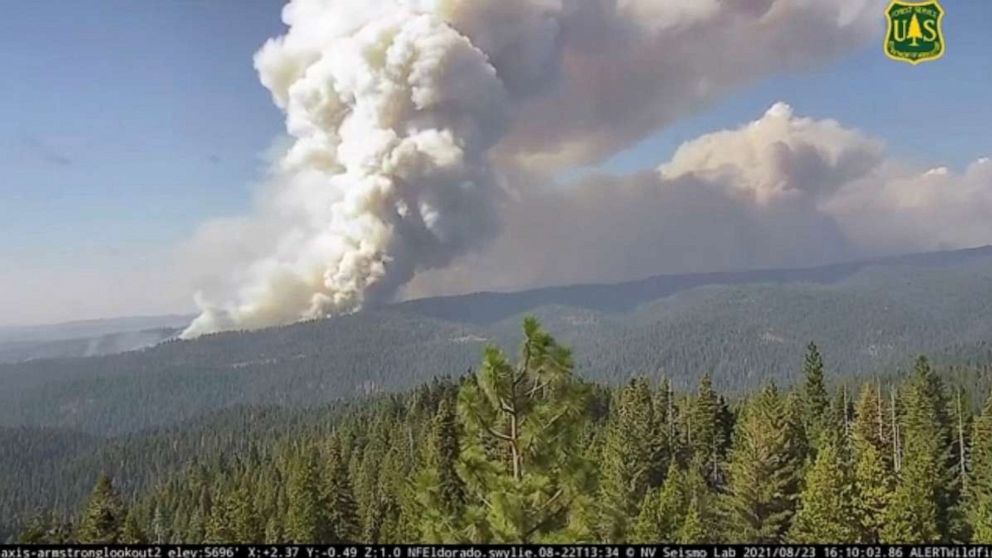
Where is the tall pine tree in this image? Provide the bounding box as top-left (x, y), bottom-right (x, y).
top-left (801, 342), bottom-right (831, 447)
top-left (725, 384), bottom-right (803, 542)
top-left (285, 449), bottom-right (326, 543)
top-left (968, 390), bottom-right (992, 542)
top-left (597, 377), bottom-right (665, 541)
top-left (881, 357), bottom-right (957, 542)
top-left (456, 318), bottom-right (594, 542)
top-left (851, 382), bottom-right (894, 542)
top-left (416, 396), bottom-right (467, 542)
top-left (323, 439), bottom-right (360, 542)
top-left (790, 436), bottom-right (858, 542)
top-left (76, 474), bottom-right (126, 544)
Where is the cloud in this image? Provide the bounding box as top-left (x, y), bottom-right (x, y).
top-left (403, 103), bottom-right (992, 297)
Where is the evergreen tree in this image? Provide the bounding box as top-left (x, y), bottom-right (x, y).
top-left (428, 397), bottom-right (465, 512)
top-left (790, 437), bottom-right (858, 542)
top-left (17, 513), bottom-right (71, 544)
top-left (17, 514), bottom-right (52, 544)
top-left (416, 397), bottom-right (466, 541)
top-left (285, 450), bottom-right (325, 543)
top-left (456, 318), bottom-right (594, 542)
top-left (677, 498), bottom-right (707, 543)
top-left (852, 382), bottom-right (892, 462)
top-left (120, 510), bottom-right (148, 544)
top-left (687, 374), bottom-right (724, 484)
top-left (229, 484), bottom-right (261, 543)
top-left (634, 460), bottom-right (715, 543)
top-left (802, 342), bottom-right (831, 446)
top-left (324, 440), bottom-right (360, 542)
top-left (19, 326), bottom-right (992, 546)
top-left (725, 384), bottom-right (803, 542)
top-left (967, 391), bottom-right (992, 542)
top-left (851, 383), bottom-right (894, 542)
top-left (598, 377), bottom-right (663, 541)
top-left (362, 446), bottom-right (406, 542)
top-left (76, 474), bottom-right (126, 544)
top-left (633, 462), bottom-right (685, 542)
top-left (150, 505), bottom-right (169, 543)
top-left (881, 357), bottom-right (956, 542)
top-left (785, 392), bottom-right (811, 471)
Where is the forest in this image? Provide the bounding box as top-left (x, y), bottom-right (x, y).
top-left (12, 317), bottom-right (992, 544)
top-left (5, 254), bottom-right (992, 439)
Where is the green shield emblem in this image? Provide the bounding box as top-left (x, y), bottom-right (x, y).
top-left (885, 0), bottom-right (946, 65)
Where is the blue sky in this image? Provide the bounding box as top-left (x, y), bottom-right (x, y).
top-left (0, 1), bottom-right (989, 325)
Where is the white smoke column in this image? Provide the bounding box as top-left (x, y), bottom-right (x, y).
top-left (183, 0), bottom-right (876, 337)
top-left (183, 2), bottom-right (511, 337)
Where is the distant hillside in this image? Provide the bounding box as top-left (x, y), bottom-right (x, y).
top-left (1, 246), bottom-right (992, 435)
top-left (394, 245), bottom-right (992, 323)
top-left (0, 315), bottom-right (190, 363)
top-left (0, 314), bottom-right (191, 343)
top-left (0, 328), bottom-right (179, 363)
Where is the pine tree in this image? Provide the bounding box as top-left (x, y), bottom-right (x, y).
top-left (416, 396), bottom-right (466, 541)
top-left (633, 462), bottom-right (685, 542)
top-left (428, 397), bottom-right (465, 513)
top-left (725, 384), bottom-right (803, 542)
top-left (785, 391), bottom-right (811, 471)
top-left (634, 460), bottom-right (716, 543)
top-left (790, 437), bottom-right (858, 542)
top-left (151, 505), bottom-right (169, 543)
top-left (324, 440), bottom-right (360, 542)
top-left (677, 498), bottom-right (707, 543)
top-left (881, 447), bottom-right (941, 542)
top-left (881, 357), bottom-right (956, 542)
top-left (229, 484), bottom-right (261, 543)
top-left (285, 449), bottom-right (325, 543)
top-left (120, 510), bottom-right (148, 544)
top-left (688, 374), bottom-right (724, 484)
top-left (598, 377), bottom-right (663, 541)
top-left (967, 391), bottom-right (992, 542)
top-left (852, 385), bottom-right (895, 543)
top-left (852, 382), bottom-right (892, 461)
top-left (802, 343), bottom-right (831, 447)
top-left (17, 513), bottom-right (69, 544)
top-left (76, 474), bottom-right (126, 543)
top-left (456, 318), bottom-right (594, 542)
top-left (362, 446), bottom-right (406, 542)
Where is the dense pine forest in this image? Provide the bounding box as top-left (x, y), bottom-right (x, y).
top-left (12, 317), bottom-right (992, 544)
top-left (6, 252), bottom-right (992, 439)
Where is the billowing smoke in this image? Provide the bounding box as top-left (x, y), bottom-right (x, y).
top-left (183, 3), bottom-right (510, 336)
top-left (404, 104), bottom-right (992, 297)
top-left (183, 0), bottom-right (876, 337)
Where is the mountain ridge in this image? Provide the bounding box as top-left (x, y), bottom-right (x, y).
top-left (2, 245), bottom-right (992, 436)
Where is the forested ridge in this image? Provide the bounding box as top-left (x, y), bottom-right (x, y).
top-left (12, 318), bottom-right (992, 544)
top-left (4, 253), bottom-right (992, 437)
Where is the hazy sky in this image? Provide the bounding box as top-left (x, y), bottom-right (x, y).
top-left (1, 0), bottom-right (990, 327)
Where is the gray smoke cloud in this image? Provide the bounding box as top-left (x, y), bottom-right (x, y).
top-left (183, 0), bottom-right (878, 337)
top-left (404, 103), bottom-right (992, 297)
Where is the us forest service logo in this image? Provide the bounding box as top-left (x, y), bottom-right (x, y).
top-left (885, 0), bottom-right (945, 65)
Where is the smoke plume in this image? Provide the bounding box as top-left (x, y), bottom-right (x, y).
top-left (404, 104), bottom-right (992, 297)
top-left (183, 0), bottom-right (876, 337)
